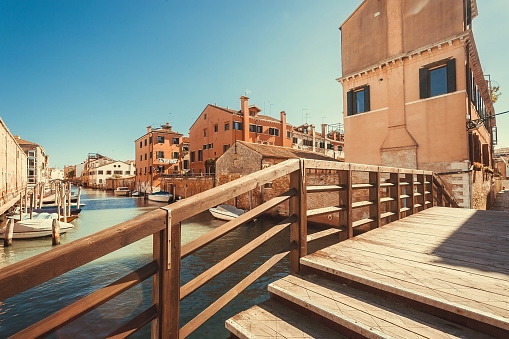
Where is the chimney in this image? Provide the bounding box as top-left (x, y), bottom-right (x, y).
top-left (311, 125), bottom-right (316, 152)
top-left (147, 126), bottom-right (152, 133)
top-left (280, 111), bottom-right (287, 146)
top-left (321, 123), bottom-right (327, 137)
top-left (240, 96), bottom-right (249, 141)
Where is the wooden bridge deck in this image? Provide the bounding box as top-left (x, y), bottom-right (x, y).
top-left (227, 207), bottom-right (509, 338)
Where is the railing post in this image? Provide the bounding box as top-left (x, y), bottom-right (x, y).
top-left (152, 208), bottom-right (181, 338)
top-left (389, 170), bottom-right (401, 221)
top-left (417, 173), bottom-right (425, 211)
top-left (405, 173), bottom-right (414, 216)
top-left (289, 159), bottom-right (306, 274)
top-left (339, 165), bottom-right (353, 238)
top-left (369, 168), bottom-right (380, 229)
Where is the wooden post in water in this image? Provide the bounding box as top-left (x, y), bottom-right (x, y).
top-left (4, 219), bottom-right (14, 247)
top-left (76, 187), bottom-right (82, 209)
top-left (30, 192), bottom-right (34, 220)
top-left (34, 185), bottom-right (38, 211)
top-left (39, 183), bottom-right (45, 209)
top-left (62, 191), bottom-right (67, 223)
top-left (67, 182), bottom-right (72, 216)
top-left (52, 219), bottom-right (60, 245)
top-left (24, 187), bottom-right (28, 213)
top-left (57, 185), bottom-right (61, 220)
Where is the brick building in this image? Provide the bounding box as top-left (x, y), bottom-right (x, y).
top-left (338, 0), bottom-right (496, 209)
top-left (135, 123), bottom-right (184, 193)
top-left (189, 96), bottom-right (293, 174)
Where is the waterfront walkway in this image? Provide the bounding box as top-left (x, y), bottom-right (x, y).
top-left (227, 207), bottom-right (509, 338)
top-left (493, 180), bottom-right (509, 211)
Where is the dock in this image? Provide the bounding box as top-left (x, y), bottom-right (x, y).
top-left (227, 207), bottom-right (509, 338)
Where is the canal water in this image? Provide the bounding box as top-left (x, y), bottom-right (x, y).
top-left (0, 188), bottom-right (295, 338)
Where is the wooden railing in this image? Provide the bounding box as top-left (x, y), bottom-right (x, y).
top-left (0, 159), bottom-right (458, 338)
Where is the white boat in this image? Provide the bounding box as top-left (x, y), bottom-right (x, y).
top-left (131, 191), bottom-right (142, 197)
top-left (209, 205), bottom-right (246, 221)
top-left (147, 191), bottom-right (172, 203)
top-left (0, 217), bottom-right (74, 239)
top-left (114, 187), bottom-right (130, 196)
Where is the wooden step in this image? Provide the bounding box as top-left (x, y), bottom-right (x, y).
top-left (225, 298), bottom-right (347, 339)
top-left (268, 273), bottom-right (492, 339)
top-left (301, 250), bottom-right (509, 337)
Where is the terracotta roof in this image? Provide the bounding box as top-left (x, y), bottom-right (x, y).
top-left (237, 141), bottom-right (341, 162)
top-left (15, 137), bottom-right (39, 147)
top-left (210, 104), bottom-right (240, 115)
top-left (253, 115), bottom-right (281, 123)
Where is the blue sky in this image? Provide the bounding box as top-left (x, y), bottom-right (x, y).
top-left (1, 0), bottom-right (508, 168)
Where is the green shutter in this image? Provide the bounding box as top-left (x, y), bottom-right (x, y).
top-left (447, 58), bottom-right (456, 93)
top-left (364, 85), bottom-right (370, 112)
top-left (419, 67), bottom-right (428, 99)
top-left (347, 90), bottom-right (353, 116)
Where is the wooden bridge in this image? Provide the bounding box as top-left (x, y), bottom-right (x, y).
top-left (2, 158), bottom-right (507, 338)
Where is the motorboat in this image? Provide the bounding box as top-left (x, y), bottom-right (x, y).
top-left (209, 205), bottom-right (246, 221)
top-left (114, 187), bottom-right (131, 196)
top-left (147, 191), bottom-right (172, 203)
top-left (10, 212), bottom-right (78, 223)
top-left (14, 206), bottom-right (82, 216)
top-left (131, 191), bottom-right (142, 197)
top-left (1, 214), bottom-right (75, 239)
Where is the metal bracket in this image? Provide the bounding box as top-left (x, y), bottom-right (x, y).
top-left (161, 207), bottom-right (172, 270)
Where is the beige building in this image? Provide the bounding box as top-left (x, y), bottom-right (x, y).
top-left (339, 0), bottom-right (495, 208)
top-left (14, 136), bottom-right (49, 187)
top-left (0, 117), bottom-right (28, 208)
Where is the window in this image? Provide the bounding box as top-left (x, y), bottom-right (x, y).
top-left (191, 151), bottom-right (195, 162)
top-left (204, 113), bottom-right (207, 119)
top-left (28, 151), bottom-right (35, 157)
top-left (338, 146), bottom-right (343, 151)
top-left (233, 121), bottom-right (242, 130)
top-left (214, 124), bottom-right (218, 132)
top-left (174, 166), bottom-right (178, 172)
top-left (183, 160), bottom-right (189, 169)
top-left (98, 170), bottom-right (103, 175)
top-left (114, 170), bottom-right (122, 175)
top-left (139, 141), bottom-right (142, 148)
top-left (28, 178), bottom-right (35, 184)
top-left (287, 131), bottom-right (291, 138)
top-left (293, 137), bottom-right (297, 144)
top-left (157, 151), bottom-right (164, 158)
top-left (149, 136), bottom-right (152, 144)
top-left (347, 86), bottom-right (370, 115)
top-left (149, 167), bottom-right (152, 173)
top-left (208, 143), bottom-right (213, 149)
top-left (144, 167), bottom-right (146, 174)
top-left (28, 169), bottom-right (34, 177)
top-left (144, 153), bottom-right (147, 160)
top-left (140, 155), bottom-right (142, 161)
top-left (173, 137), bottom-right (179, 144)
top-left (125, 171), bottom-right (130, 175)
top-left (203, 144), bottom-right (207, 150)
top-left (107, 170), bottom-right (111, 175)
top-left (144, 139), bottom-right (147, 146)
top-left (223, 144), bottom-right (230, 152)
top-left (224, 123), bottom-right (230, 131)
top-left (204, 129), bottom-right (207, 137)
top-left (150, 152), bottom-right (152, 159)
top-left (319, 142), bottom-right (325, 149)
top-left (28, 159), bottom-right (35, 167)
top-left (99, 179), bottom-right (102, 183)
top-left (157, 136), bottom-right (164, 143)
top-left (268, 128), bottom-right (279, 136)
top-left (249, 124), bottom-right (256, 132)
top-left (419, 58), bottom-right (456, 99)
top-left (173, 152), bottom-right (179, 159)
top-left (198, 150), bottom-right (203, 161)
top-left (256, 125), bottom-right (263, 133)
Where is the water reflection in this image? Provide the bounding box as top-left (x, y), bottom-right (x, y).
top-left (0, 188), bottom-right (293, 338)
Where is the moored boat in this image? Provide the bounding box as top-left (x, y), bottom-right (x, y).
top-left (131, 191), bottom-right (142, 197)
top-left (1, 216), bottom-right (75, 239)
top-left (147, 191), bottom-right (172, 203)
top-left (114, 187), bottom-right (131, 196)
top-left (209, 205), bottom-right (246, 221)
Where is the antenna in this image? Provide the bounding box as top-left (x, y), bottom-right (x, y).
top-left (305, 111), bottom-right (311, 124)
top-left (301, 109), bottom-right (309, 125)
top-left (269, 103), bottom-right (275, 117)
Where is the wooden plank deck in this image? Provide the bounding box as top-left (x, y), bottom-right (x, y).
top-left (301, 207), bottom-right (509, 335)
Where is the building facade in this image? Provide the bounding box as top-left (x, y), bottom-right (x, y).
top-left (87, 160), bottom-right (135, 188)
top-left (135, 123), bottom-right (184, 193)
top-left (14, 136), bottom-right (48, 187)
top-left (0, 117), bottom-right (28, 207)
top-left (339, 0), bottom-right (495, 208)
top-left (189, 96), bottom-right (293, 174)
top-left (291, 123), bottom-right (344, 160)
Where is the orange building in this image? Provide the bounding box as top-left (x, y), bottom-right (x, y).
top-left (135, 123), bottom-right (184, 193)
top-left (189, 96), bottom-right (293, 174)
top-left (338, 0), bottom-right (496, 208)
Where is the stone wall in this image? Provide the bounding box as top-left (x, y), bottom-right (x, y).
top-left (160, 176), bottom-right (214, 199)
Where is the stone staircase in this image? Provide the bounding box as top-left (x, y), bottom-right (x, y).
top-left (226, 208), bottom-right (509, 338)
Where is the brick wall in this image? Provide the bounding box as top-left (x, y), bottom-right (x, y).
top-left (160, 176), bottom-right (214, 199)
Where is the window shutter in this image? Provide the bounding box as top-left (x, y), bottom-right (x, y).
top-left (419, 67), bottom-right (428, 99)
top-left (447, 58), bottom-right (456, 93)
top-left (347, 90), bottom-right (353, 116)
top-left (364, 85), bottom-right (370, 112)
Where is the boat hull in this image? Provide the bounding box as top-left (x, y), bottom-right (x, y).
top-left (147, 195), bottom-right (171, 202)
